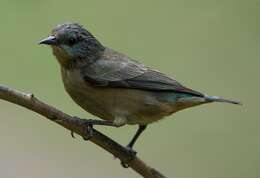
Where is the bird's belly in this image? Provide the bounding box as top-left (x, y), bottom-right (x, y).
top-left (68, 86), bottom-right (173, 124)
top-left (61, 69), bottom-right (174, 125)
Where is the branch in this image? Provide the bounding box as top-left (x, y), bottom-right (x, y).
top-left (0, 84), bottom-right (166, 178)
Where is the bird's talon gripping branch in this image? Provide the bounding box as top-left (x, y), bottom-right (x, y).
top-left (70, 130), bottom-right (75, 138)
top-left (83, 123), bottom-right (94, 141)
top-left (121, 162), bottom-right (130, 168)
top-left (126, 146), bottom-right (137, 156)
top-left (73, 117), bottom-right (94, 140)
top-left (120, 146), bottom-right (137, 168)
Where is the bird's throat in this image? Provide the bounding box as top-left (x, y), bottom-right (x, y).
top-left (51, 46), bottom-right (92, 69)
top-left (51, 46), bottom-right (72, 67)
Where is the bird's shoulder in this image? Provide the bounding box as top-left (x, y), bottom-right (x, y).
top-left (80, 48), bottom-right (147, 83)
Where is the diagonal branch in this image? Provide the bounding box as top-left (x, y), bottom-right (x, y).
top-left (0, 84), bottom-right (166, 178)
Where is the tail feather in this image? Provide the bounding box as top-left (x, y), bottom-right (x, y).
top-left (205, 95), bottom-right (242, 105)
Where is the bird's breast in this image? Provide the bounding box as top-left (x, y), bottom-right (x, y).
top-left (61, 67), bottom-right (111, 119)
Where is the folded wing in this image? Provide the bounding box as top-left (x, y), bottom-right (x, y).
top-left (81, 49), bottom-right (204, 97)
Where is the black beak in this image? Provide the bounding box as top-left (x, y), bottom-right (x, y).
top-left (39, 35), bottom-right (57, 45)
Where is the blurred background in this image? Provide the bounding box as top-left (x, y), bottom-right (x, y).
top-left (0, 0), bottom-right (259, 178)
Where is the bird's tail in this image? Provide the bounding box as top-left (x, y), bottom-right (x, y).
top-left (205, 95), bottom-right (242, 105)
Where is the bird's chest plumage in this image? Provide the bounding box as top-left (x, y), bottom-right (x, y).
top-left (60, 67), bottom-right (175, 124)
top-left (61, 68), bottom-right (114, 120)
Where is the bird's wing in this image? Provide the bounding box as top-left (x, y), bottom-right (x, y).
top-left (81, 49), bottom-right (204, 96)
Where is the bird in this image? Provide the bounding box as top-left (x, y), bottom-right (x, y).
top-left (39, 22), bottom-right (240, 153)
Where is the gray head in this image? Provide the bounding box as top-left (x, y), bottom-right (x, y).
top-left (39, 23), bottom-right (105, 67)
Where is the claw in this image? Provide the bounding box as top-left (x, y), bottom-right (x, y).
top-left (121, 161), bottom-right (130, 168)
top-left (71, 130), bottom-right (75, 138)
top-left (125, 146), bottom-right (137, 156)
top-left (120, 146), bottom-right (137, 168)
top-left (83, 123), bottom-right (93, 141)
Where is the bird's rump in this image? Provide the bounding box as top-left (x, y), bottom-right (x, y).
top-left (80, 48), bottom-right (204, 97)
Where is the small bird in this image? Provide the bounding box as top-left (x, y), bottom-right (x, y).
top-left (39, 22), bottom-right (240, 152)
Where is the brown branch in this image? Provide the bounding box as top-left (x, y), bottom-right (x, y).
top-left (0, 84), bottom-right (166, 178)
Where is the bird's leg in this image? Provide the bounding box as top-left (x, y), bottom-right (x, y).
top-left (127, 125), bottom-right (147, 149)
top-left (81, 119), bottom-right (115, 126)
top-left (72, 117), bottom-right (125, 140)
top-left (121, 125), bottom-right (147, 168)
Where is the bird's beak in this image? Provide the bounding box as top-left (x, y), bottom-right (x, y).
top-left (39, 35), bottom-right (57, 45)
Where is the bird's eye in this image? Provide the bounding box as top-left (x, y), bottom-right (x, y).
top-left (68, 37), bottom-right (76, 46)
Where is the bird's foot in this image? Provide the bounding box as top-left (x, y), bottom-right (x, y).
top-left (71, 130), bottom-right (76, 138)
top-left (71, 117), bottom-right (94, 141)
top-left (82, 122), bottom-right (94, 141)
top-left (125, 145), bottom-right (137, 156)
top-left (120, 146), bottom-right (137, 168)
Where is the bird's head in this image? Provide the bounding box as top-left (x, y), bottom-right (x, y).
top-left (39, 23), bottom-right (104, 68)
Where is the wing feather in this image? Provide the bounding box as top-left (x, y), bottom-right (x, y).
top-left (81, 48), bottom-right (204, 97)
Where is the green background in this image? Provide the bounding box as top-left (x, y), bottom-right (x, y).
top-left (0, 0), bottom-right (258, 178)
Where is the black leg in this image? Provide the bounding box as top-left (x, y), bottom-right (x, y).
top-left (121, 125), bottom-right (147, 168)
top-left (127, 125), bottom-right (147, 149)
top-left (81, 119), bottom-right (117, 140)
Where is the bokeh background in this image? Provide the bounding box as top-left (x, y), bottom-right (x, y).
top-left (0, 0), bottom-right (259, 178)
